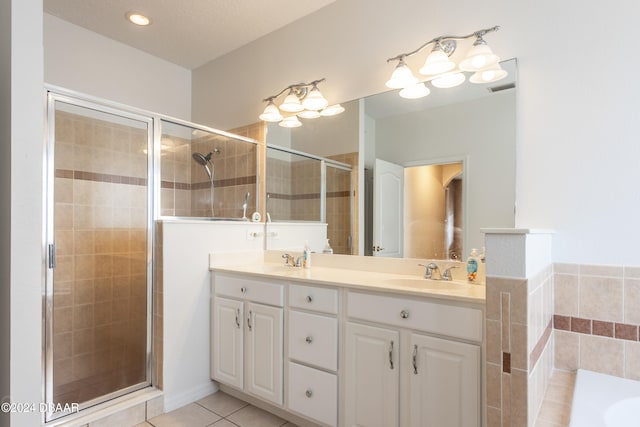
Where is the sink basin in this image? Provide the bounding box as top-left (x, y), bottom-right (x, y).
top-left (383, 278), bottom-right (474, 291)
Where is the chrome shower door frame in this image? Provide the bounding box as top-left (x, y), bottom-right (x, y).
top-left (43, 89), bottom-right (155, 423)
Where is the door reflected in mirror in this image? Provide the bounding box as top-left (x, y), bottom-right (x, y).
top-left (263, 59), bottom-right (517, 259)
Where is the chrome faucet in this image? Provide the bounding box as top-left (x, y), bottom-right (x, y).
top-left (442, 265), bottom-right (459, 281)
top-left (282, 253), bottom-right (302, 267)
top-left (418, 262), bottom-right (440, 279)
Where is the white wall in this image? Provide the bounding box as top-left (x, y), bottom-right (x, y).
top-left (2, 1), bottom-right (44, 426)
top-left (44, 14), bottom-right (192, 120)
top-left (192, 0), bottom-right (640, 265)
top-left (161, 221), bottom-right (264, 411)
top-left (375, 92), bottom-right (516, 253)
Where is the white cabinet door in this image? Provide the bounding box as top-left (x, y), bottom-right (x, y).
top-left (212, 297), bottom-right (243, 389)
top-left (344, 322), bottom-right (399, 427)
top-left (245, 302), bottom-right (283, 405)
top-left (408, 333), bottom-right (480, 427)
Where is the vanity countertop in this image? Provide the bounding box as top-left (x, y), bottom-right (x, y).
top-left (210, 261), bottom-right (485, 304)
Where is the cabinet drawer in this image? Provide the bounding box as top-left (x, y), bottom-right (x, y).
top-left (287, 362), bottom-right (337, 427)
top-left (347, 291), bottom-right (483, 342)
top-left (288, 310), bottom-right (338, 371)
top-left (289, 284), bottom-right (338, 314)
top-left (214, 273), bottom-right (284, 307)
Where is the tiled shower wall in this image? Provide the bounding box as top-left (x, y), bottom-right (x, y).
top-left (53, 111), bottom-right (148, 405)
top-left (553, 263), bottom-right (640, 380)
top-left (160, 128), bottom-right (257, 218)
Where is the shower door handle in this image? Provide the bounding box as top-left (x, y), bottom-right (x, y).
top-left (48, 244), bottom-right (56, 269)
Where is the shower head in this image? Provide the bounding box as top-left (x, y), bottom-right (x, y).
top-left (192, 149), bottom-right (220, 181)
top-left (192, 148), bottom-right (221, 166)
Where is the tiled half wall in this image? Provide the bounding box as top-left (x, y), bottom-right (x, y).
top-left (553, 263), bottom-right (640, 381)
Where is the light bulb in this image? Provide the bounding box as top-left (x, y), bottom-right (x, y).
top-left (419, 49), bottom-right (456, 75)
top-left (469, 64), bottom-right (508, 84)
top-left (279, 90), bottom-right (304, 112)
top-left (126, 12), bottom-right (151, 26)
top-left (399, 83), bottom-right (430, 99)
top-left (459, 39), bottom-right (500, 72)
top-left (431, 72), bottom-right (466, 88)
top-left (298, 110), bottom-right (321, 119)
top-left (385, 59), bottom-right (418, 89)
top-left (279, 116), bottom-right (302, 128)
top-left (320, 104), bottom-right (345, 116)
top-left (258, 101), bottom-right (283, 122)
top-left (302, 85), bottom-right (329, 111)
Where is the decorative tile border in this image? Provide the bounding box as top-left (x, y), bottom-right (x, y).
top-left (554, 314), bottom-right (639, 341)
top-left (530, 319), bottom-right (553, 369)
top-left (56, 169), bottom-right (147, 186)
top-left (266, 190), bottom-right (350, 201)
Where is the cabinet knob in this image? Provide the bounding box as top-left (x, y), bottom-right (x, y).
top-left (240, 287), bottom-right (247, 294)
top-left (305, 336), bottom-right (313, 344)
top-left (306, 295), bottom-right (313, 303)
top-left (305, 389), bottom-right (313, 398)
top-left (400, 310), bottom-right (410, 319)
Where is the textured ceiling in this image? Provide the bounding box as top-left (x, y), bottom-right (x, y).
top-left (44, 0), bottom-right (337, 69)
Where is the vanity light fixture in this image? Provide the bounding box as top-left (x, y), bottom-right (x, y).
top-left (259, 78), bottom-right (344, 127)
top-left (385, 26), bottom-right (507, 99)
top-left (126, 12), bottom-right (151, 26)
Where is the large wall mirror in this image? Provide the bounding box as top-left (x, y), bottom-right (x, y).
top-left (264, 59), bottom-right (517, 260)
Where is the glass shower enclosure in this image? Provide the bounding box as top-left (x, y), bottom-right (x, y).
top-left (44, 93), bottom-right (153, 421)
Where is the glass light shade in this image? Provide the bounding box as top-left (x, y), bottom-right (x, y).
top-left (419, 49), bottom-right (456, 75)
top-left (279, 91), bottom-right (304, 112)
top-left (298, 109), bottom-right (321, 119)
top-left (279, 116), bottom-right (302, 128)
top-left (431, 72), bottom-right (466, 88)
top-left (399, 82), bottom-right (430, 99)
top-left (469, 64), bottom-right (508, 84)
top-left (302, 86), bottom-right (329, 111)
top-left (320, 104), bottom-right (345, 116)
top-left (459, 42), bottom-right (500, 72)
top-left (258, 102), bottom-right (283, 122)
top-left (385, 60), bottom-right (418, 89)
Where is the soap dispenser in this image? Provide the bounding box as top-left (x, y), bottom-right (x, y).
top-left (303, 240), bottom-right (311, 269)
top-left (466, 248), bottom-right (480, 283)
top-left (322, 239), bottom-right (333, 254)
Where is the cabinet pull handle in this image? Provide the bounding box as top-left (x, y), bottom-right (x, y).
top-left (400, 310), bottom-right (409, 319)
top-left (412, 344), bottom-right (418, 375)
top-left (389, 340), bottom-right (394, 370)
top-left (240, 287), bottom-right (247, 294)
top-left (305, 336), bottom-right (313, 344)
top-left (235, 308), bottom-right (240, 329)
top-left (305, 389), bottom-right (313, 398)
top-left (306, 295), bottom-right (313, 303)
top-left (247, 310), bottom-right (253, 331)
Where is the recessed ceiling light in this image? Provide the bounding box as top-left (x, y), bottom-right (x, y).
top-left (126, 12), bottom-right (151, 26)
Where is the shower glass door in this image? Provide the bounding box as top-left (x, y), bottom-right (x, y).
top-left (44, 94), bottom-right (153, 421)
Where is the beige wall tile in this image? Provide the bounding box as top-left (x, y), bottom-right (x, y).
top-left (624, 278), bottom-right (640, 325)
top-left (554, 331), bottom-right (579, 371)
top-left (511, 322), bottom-right (528, 371)
top-left (487, 362), bottom-right (502, 408)
top-left (554, 263), bottom-right (579, 275)
top-left (580, 335), bottom-right (624, 377)
top-left (624, 266), bottom-right (640, 279)
top-left (580, 264), bottom-right (624, 277)
top-left (625, 341), bottom-right (640, 381)
top-left (487, 406), bottom-right (502, 427)
top-left (579, 276), bottom-right (623, 322)
top-left (554, 273), bottom-right (579, 317)
top-left (486, 319), bottom-right (501, 364)
top-left (510, 369), bottom-right (528, 427)
top-left (502, 372), bottom-right (511, 427)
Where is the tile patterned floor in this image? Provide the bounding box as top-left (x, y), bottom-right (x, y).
top-left (136, 392), bottom-right (298, 427)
